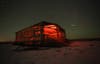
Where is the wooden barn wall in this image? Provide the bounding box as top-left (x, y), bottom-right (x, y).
top-left (16, 24), bottom-right (66, 43)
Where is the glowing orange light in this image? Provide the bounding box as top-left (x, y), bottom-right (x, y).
top-left (44, 25), bottom-right (57, 29)
top-left (16, 23), bottom-right (66, 44)
top-left (43, 25), bottom-right (59, 40)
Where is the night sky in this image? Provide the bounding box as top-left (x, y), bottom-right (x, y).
top-left (0, 0), bottom-right (100, 41)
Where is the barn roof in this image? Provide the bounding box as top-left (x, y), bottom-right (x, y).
top-left (34, 21), bottom-right (65, 31)
top-left (34, 21), bottom-right (59, 26)
top-left (16, 21), bottom-right (65, 33)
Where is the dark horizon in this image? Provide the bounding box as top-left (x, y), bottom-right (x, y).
top-left (0, 38), bottom-right (100, 43)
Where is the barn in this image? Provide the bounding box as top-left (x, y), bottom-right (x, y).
top-left (15, 21), bottom-right (67, 47)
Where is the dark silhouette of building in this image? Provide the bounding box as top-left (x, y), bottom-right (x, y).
top-left (15, 21), bottom-right (67, 47)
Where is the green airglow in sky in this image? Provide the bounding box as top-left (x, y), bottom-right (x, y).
top-left (0, 0), bottom-right (100, 41)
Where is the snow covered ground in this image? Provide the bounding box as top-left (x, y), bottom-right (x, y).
top-left (0, 41), bottom-right (100, 64)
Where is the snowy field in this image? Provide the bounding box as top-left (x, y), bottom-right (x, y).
top-left (0, 40), bottom-right (100, 64)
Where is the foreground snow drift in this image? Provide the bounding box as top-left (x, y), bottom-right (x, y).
top-left (0, 40), bottom-right (100, 64)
